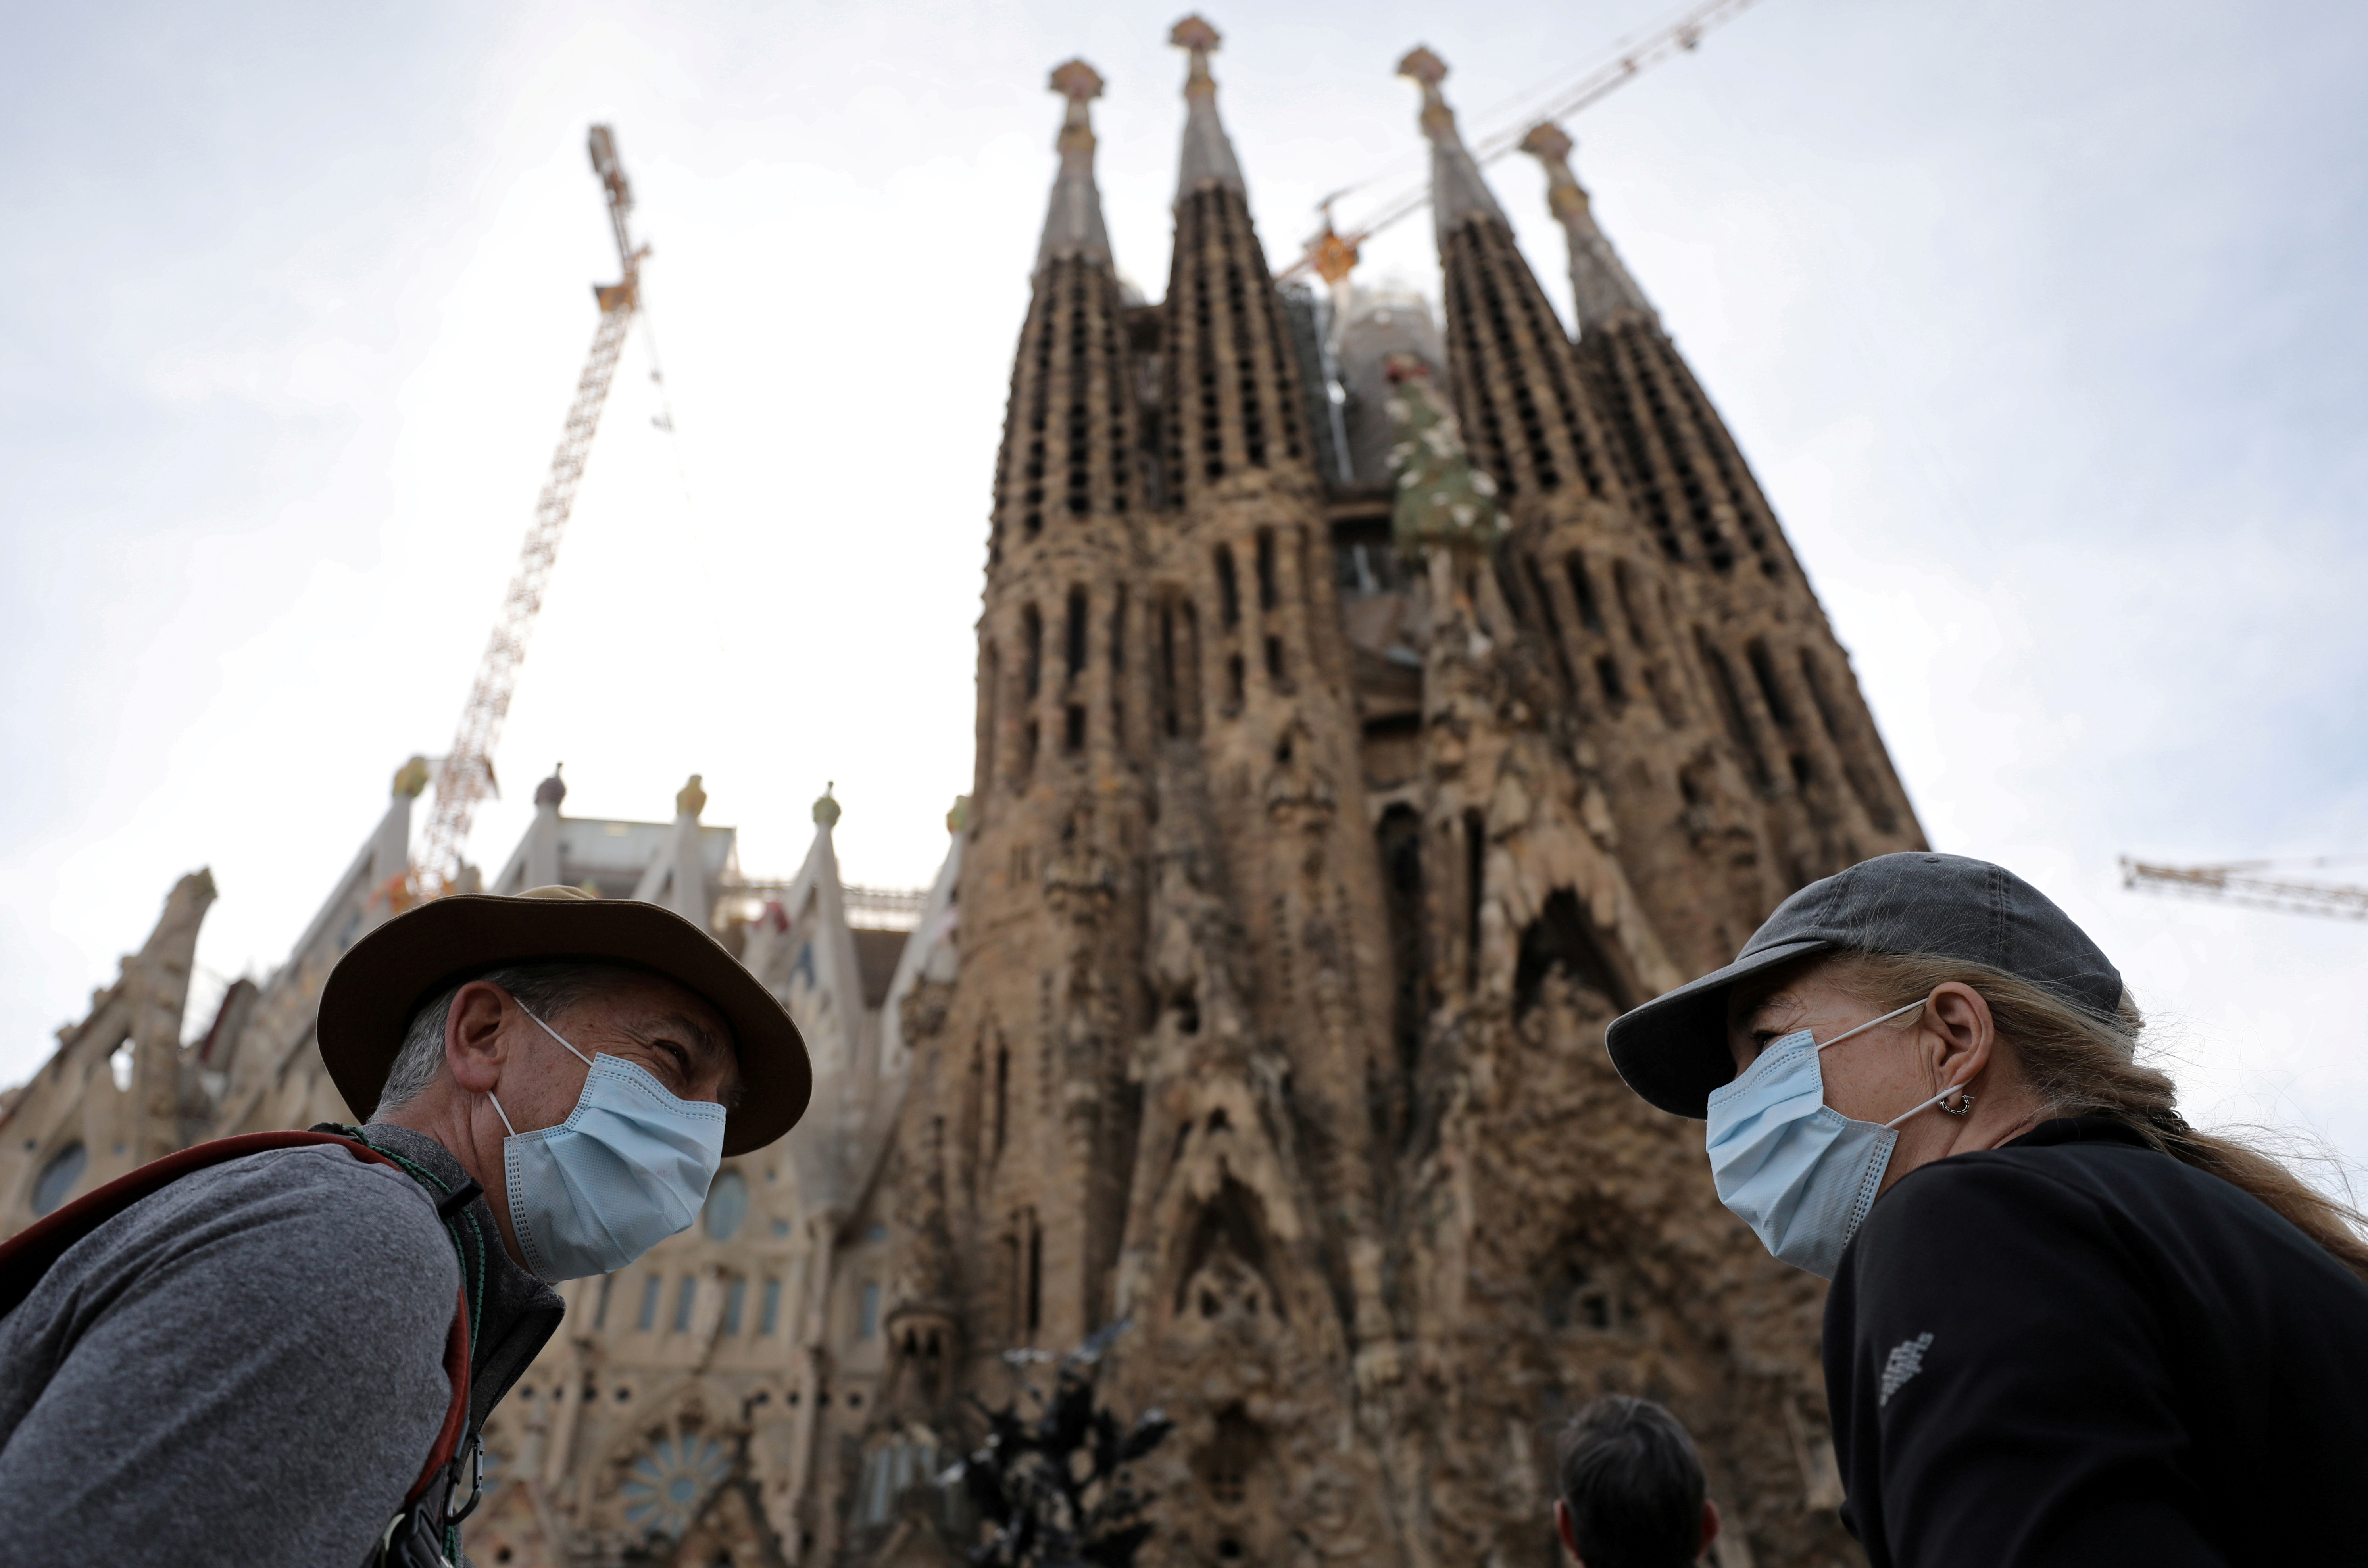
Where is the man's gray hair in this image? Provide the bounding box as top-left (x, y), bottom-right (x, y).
top-left (375, 960), bottom-right (642, 1114)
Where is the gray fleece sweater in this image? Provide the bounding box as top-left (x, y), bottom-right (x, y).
top-left (0, 1122), bottom-right (562, 1566)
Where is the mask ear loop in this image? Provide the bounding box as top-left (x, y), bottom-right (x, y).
top-left (488, 1001), bottom-right (596, 1139)
top-left (1814, 998), bottom-right (1927, 1053)
top-left (1816, 997), bottom-right (1978, 1128)
top-left (515, 1003), bottom-right (597, 1070)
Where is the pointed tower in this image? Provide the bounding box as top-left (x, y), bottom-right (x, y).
top-left (1141, 20), bottom-right (1390, 1226)
top-left (1518, 121), bottom-right (1653, 336)
top-left (1160, 16), bottom-right (1309, 498)
top-left (1522, 121), bottom-right (1925, 885)
top-left (1087, 29), bottom-right (1415, 1559)
top-left (1398, 48), bottom-right (1625, 511)
top-left (1398, 47), bottom-right (1787, 969)
top-left (936, 55), bottom-right (1159, 1385)
top-left (874, 30), bottom-right (1411, 1566)
top-left (989, 60), bottom-right (1139, 568)
top-left (1283, 56), bottom-right (1890, 1568)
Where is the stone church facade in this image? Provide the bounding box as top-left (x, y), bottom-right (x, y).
top-left (858, 21), bottom-right (1919, 1568)
top-left (0, 18), bottom-right (1920, 1568)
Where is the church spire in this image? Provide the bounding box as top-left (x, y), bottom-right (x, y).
top-left (1171, 15), bottom-right (1245, 196)
top-left (1396, 47), bottom-right (1507, 239)
top-left (1161, 17), bottom-right (1307, 502)
top-left (1036, 60), bottom-right (1113, 274)
top-left (1395, 45), bottom-right (1617, 507)
top-left (1518, 114), bottom-right (1793, 578)
top-left (1518, 121), bottom-right (1652, 334)
top-left (990, 58), bottom-right (1140, 557)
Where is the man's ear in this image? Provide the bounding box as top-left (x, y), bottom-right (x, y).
top-left (1700, 1498), bottom-right (1721, 1555)
top-left (1922, 980), bottom-right (1994, 1095)
top-left (445, 981), bottom-right (512, 1095)
top-left (1554, 1499), bottom-right (1582, 1564)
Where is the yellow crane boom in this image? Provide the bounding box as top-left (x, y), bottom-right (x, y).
top-left (2121, 858), bottom-right (2368, 922)
top-left (412, 125), bottom-right (646, 898)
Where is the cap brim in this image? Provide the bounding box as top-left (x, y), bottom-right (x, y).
top-left (319, 896), bottom-right (810, 1156)
top-left (1604, 937), bottom-right (1834, 1118)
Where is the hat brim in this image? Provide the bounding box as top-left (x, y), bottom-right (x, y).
top-left (319, 895), bottom-right (809, 1156)
top-left (1604, 937), bottom-right (1834, 1118)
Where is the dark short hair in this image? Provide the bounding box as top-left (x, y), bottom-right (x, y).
top-left (1553, 1396), bottom-right (1704, 1568)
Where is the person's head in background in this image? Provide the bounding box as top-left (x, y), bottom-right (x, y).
top-left (1553, 1396), bottom-right (1720, 1568)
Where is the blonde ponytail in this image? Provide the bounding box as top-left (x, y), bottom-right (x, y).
top-left (1830, 951), bottom-right (2368, 1286)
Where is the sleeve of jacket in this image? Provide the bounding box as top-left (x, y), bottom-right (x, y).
top-left (1839, 1155), bottom-right (2227, 1568)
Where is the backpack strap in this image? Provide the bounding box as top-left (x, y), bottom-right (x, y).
top-left (0, 1130), bottom-right (375, 1316)
top-left (0, 1131), bottom-right (476, 1537)
top-left (378, 1292), bottom-right (479, 1568)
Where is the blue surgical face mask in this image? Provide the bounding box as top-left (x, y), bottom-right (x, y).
top-left (487, 1004), bottom-right (726, 1283)
top-left (1704, 999), bottom-right (1966, 1278)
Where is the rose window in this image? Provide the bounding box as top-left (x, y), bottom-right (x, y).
top-left (621, 1432), bottom-right (732, 1539)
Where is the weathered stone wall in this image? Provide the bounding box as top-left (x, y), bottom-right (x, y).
top-left (0, 870), bottom-right (215, 1235)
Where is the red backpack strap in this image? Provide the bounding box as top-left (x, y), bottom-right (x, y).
top-left (0, 1130), bottom-right (377, 1316)
top-left (0, 1130), bottom-right (473, 1515)
top-left (406, 1285), bottom-right (473, 1506)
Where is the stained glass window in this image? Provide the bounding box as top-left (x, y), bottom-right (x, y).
top-left (638, 1274), bottom-right (661, 1331)
top-left (702, 1168), bottom-right (748, 1241)
top-left (621, 1432), bottom-right (732, 1540)
top-left (32, 1143), bottom-right (86, 1216)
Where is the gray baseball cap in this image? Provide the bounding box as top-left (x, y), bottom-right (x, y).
top-left (1605, 851), bottom-right (2124, 1118)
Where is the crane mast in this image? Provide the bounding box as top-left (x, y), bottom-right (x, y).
top-left (411, 125), bottom-right (645, 899)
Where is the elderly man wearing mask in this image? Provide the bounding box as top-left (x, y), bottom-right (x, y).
top-left (0, 885), bottom-right (809, 1568)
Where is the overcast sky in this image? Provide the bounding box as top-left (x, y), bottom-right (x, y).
top-left (6, 0), bottom-right (2364, 1181)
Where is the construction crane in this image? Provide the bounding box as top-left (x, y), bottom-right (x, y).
top-left (2121, 858), bottom-right (2368, 922)
top-left (411, 125), bottom-right (647, 899)
top-left (1283, 0), bottom-right (1770, 286)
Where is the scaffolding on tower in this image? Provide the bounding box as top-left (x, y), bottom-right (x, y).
top-left (410, 125), bottom-right (647, 900)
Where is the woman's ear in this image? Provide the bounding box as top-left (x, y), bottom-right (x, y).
top-left (444, 981), bottom-right (512, 1095)
top-left (1922, 980), bottom-right (1995, 1093)
top-left (1554, 1499), bottom-right (1582, 1564)
top-left (1700, 1497), bottom-right (1721, 1554)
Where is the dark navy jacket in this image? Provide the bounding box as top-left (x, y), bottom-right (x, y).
top-left (1826, 1117), bottom-right (2368, 1566)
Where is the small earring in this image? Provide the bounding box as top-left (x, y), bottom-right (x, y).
top-left (1941, 1090), bottom-right (1976, 1117)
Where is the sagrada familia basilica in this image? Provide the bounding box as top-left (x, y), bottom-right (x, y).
top-left (0, 19), bottom-right (1921, 1568)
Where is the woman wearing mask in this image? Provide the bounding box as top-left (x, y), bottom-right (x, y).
top-left (1605, 851), bottom-right (2368, 1567)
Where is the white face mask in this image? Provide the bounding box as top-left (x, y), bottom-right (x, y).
top-left (487, 1005), bottom-right (726, 1283)
top-left (1702, 1000), bottom-right (1968, 1278)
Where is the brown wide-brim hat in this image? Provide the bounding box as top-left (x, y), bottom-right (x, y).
top-left (319, 886), bottom-right (809, 1156)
